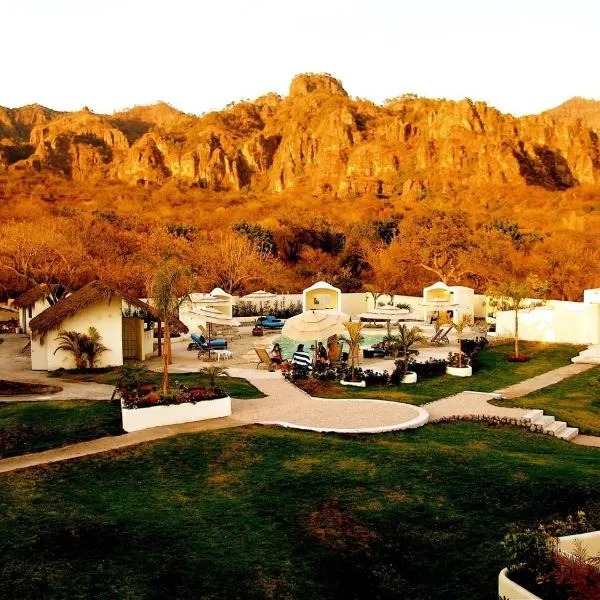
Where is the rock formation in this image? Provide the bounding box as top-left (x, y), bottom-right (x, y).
top-left (1, 74), bottom-right (600, 196)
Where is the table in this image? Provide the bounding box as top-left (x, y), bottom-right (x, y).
top-left (214, 349), bottom-right (233, 361)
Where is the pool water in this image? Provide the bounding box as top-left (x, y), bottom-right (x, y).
top-left (274, 333), bottom-right (386, 359)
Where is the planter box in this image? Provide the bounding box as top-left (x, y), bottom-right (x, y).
top-left (340, 379), bottom-right (366, 388)
top-left (402, 371), bottom-right (417, 384)
top-left (447, 365), bottom-right (472, 377)
top-left (122, 396), bottom-right (231, 432)
top-left (498, 530), bottom-right (600, 600)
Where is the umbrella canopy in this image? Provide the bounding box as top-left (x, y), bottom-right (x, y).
top-left (193, 306), bottom-right (240, 327)
top-left (359, 304), bottom-right (411, 321)
top-left (242, 290), bottom-right (277, 300)
top-left (282, 310), bottom-right (349, 342)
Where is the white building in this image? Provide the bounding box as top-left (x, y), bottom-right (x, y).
top-left (29, 281), bottom-right (188, 371)
top-left (422, 282), bottom-right (475, 322)
top-left (12, 284), bottom-right (55, 334)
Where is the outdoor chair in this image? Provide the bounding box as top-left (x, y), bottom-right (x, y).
top-left (190, 333), bottom-right (228, 350)
top-left (429, 326), bottom-right (452, 345)
top-left (255, 347), bottom-right (278, 370)
top-left (256, 315), bottom-right (284, 329)
top-left (328, 341), bottom-right (344, 366)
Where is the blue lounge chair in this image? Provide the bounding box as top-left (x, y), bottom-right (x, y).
top-left (190, 333), bottom-right (227, 350)
top-left (256, 315), bottom-right (284, 329)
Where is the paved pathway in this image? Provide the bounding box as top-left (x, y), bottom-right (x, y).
top-left (494, 363), bottom-right (595, 399)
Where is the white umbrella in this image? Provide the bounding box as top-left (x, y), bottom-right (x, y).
top-left (359, 304), bottom-right (411, 322)
top-left (242, 290), bottom-right (277, 300)
top-left (193, 306), bottom-right (240, 359)
top-left (282, 311), bottom-right (349, 362)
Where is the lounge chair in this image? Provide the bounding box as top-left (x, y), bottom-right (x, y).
top-left (256, 315), bottom-right (284, 329)
top-left (255, 347), bottom-right (278, 370)
top-left (190, 333), bottom-right (228, 350)
top-left (429, 326), bottom-right (452, 345)
top-left (328, 341), bottom-right (345, 366)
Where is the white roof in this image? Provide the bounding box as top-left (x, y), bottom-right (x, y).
top-left (210, 287), bottom-right (232, 298)
top-left (423, 281), bottom-right (452, 293)
top-left (303, 281), bottom-right (341, 294)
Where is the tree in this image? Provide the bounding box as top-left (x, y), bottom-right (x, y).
top-left (341, 321), bottom-right (364, 380)
top-left (149, 263), bottom-right (192, 394)
top-left (487, 279), bottom-right (547, 360)
top-left (54, 331), bottom-right (87, 370)
top-left (440, 313), bottom-right (473, 368)
top-left (81, 327), bottom-right (109, 368)
top-left (395, 325), bottom-right (426, 382)
top-left (193, 233), bottom-right (277, 294)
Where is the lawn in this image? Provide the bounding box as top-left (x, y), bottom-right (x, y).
top-left (0, 400), bottom-right (122, 458)
top-left (296, 342), bottom-right (585, 405)
top-left (492, 365), bottom-right (600, 435)
top-left (0, 424), bottom-right (598, 599)
top-left (51, 369), bottom-right (265, 399)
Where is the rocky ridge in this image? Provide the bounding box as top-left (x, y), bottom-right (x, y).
top-left (1, 73), bottom-right (600, 197)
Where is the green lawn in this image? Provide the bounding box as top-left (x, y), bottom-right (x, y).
top-left (51, 369), bottom-right (265, 399)
top-left (297, 342), bottom-right (585, 405)
top-left (492, 365), bottom-right (600, 435)
top-left (0, 424), bottom-right (598, 599)
top-left (0, 400), bottom-right (122, 458)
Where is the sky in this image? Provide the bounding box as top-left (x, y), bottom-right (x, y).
top-left (2, 0), bottom-right (599, 116)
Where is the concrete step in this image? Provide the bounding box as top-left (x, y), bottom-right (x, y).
top-left (536, 415), bottom-right (556, 430)
top-left (557, 427), bottom-right (579, 441)
top-left (546, 421), bottom-right (567, 436)
top-left (523, 409), bottom-right (543, 424)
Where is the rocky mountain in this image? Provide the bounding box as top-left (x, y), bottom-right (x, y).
top-left (1, 74), bottom-right (600, 197)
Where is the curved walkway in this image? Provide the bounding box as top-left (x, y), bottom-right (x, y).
top-left (227, 369), bottom-right (428, 434)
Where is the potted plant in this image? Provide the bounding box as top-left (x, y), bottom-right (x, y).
top-left (443, 314), bottom-right (474, 376)
top-left (340, 366), bottom-right (366, 387)
top-left (340, 321), bottom-right (365, 385)
top-left (394, 324), bottom-right (425, 384)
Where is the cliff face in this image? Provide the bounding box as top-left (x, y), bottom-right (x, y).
top-left (2, 74), bottom-right (600, 195)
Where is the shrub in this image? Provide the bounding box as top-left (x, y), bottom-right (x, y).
top-left (447, 352), bottom-right (471, 368)
top-left (411, 358), bottom-right (447, 378)
top-left (363, 369), bottom-right (389, 386)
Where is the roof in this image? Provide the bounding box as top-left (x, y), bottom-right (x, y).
top-left (12, 284), bottom-right (56, 309)
top-left (423, 281), bottom-right (452, 293)
top-left (303, 281), bottom-right (341, 294)
top-left (29, 281), bottom-right (188, 337)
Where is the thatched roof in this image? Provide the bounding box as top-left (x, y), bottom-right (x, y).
top-left (29, 281), bottom-right (188, 337)
top-left (12, 284), bottom-right (56, 309)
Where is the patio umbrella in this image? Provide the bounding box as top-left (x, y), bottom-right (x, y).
top-left (242, 290), bottom-right (277, 300)
top-left (282, 310), bottom-right (349, 361)
top-left (193, 306), bottom-right (241, 360)
top-left (358, 304), bottom-right (411, 323)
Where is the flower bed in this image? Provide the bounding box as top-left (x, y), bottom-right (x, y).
top-left (120, 385), bottom-right (231, 432)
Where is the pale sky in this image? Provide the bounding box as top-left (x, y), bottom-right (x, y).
top-left (2, 0), bottom-right (599, 116)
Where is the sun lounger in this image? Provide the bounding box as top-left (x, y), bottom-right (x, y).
top-left (256, 315), bottom-right (284, 329)
top-left (429, 326), bottom-right (452, 345)
top-left (255, 347), bottom-right (278, 370)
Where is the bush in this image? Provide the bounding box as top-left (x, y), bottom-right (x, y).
top-left (447, 352), bottom-right (470, 368)
top-left (233, 299), bottom-right (303, 319)
top-left (363, 369), bottom-right (389, 386)
top-left (411, 358), bottom-right (447, 378)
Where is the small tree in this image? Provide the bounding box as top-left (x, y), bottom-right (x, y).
top-left (149, 264), bottom-right (191, 395)
top-left (200, 366), bottom-right (224, 393)
top-left (341, 321), bottom-right (364, 381)
top-left (396, 324), bottom-right (426, 382)
top-left (440, 313), bottom-right (473, 368)
top-left (487, 279), bottom-right (547, 360)
top-left (81, 327), bottom-right (108, 368)
top-left (54, 330), bottom-right (87, 369)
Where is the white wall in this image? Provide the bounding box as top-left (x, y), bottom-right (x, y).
top-left (34, 297), bottom-right (124, 371)
top-left (20, 298), bottom-right (50, 334)
top-left (495, 303), bottom-right (600, 345)
top-left (143, 329), bottom-right (154, 358)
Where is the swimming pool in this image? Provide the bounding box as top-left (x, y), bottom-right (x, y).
top-left (273, 333), bottom-right (386, 359)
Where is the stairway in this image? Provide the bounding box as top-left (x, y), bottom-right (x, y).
top-left (522, 409), bottom-right (579, 441)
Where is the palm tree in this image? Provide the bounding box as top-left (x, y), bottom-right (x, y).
top-left (341, 321), bottom-right (364, 381)
top-left (82, 327), bottom-right (109, 368)
top-left (487, 279), bottom-right (546, 360)
top-left (54, 330), bottom-right (87, 369)
top-left (150, 264), bottom-right (191, 395)
top-left (200, 366), bottom-right (224, 393)
top-left (396, 324), bottom-right (426, 382)
top-left (445, 314), bottom-right (473, 368)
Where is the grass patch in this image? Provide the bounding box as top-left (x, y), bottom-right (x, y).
top-left (0, 400), bottom-right (122, 458)
top-left (492, 365), bottom-right (600, 435)
top-left (50, 368), bottom-right (264, 399)
top-left (0, 423), bottom-right (598, 599)
top-left (297, 343), bottom-right (585, 405)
